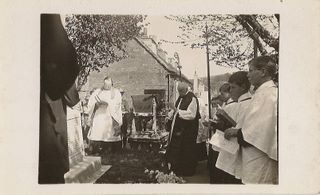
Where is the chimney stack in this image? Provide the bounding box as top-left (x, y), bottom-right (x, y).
top-left (142, 28), bottom-right (148, 37)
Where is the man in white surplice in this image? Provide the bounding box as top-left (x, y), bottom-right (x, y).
top-left (86, 77), bottom-right (122, 154)
top-left (224, 56), bottom-right (278, 184)
top-left (214, 71), bottom-right (252, 184)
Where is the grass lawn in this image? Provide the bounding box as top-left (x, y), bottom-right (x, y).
top-left (95, 147), bottom-right (169, 184)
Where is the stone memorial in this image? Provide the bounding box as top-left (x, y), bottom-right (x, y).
top-left (64, 103), bottom-right (110, 183)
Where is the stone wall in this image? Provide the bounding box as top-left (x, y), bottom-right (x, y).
top-left (87, 39), bottom-right (178, 108)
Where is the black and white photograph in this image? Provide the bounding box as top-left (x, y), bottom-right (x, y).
top-left (40, 13), bottom-right (279, 184)
top-left (1, 0), bottom-right (320, 194)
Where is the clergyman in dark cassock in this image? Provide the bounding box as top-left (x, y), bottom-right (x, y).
top-left (165, 82), bottom-right (201, 176)
top-left (39, 14), bottom-right (80, 184)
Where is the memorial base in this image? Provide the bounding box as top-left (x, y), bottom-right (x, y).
top-left (64, 156), bottom-right (111, 183)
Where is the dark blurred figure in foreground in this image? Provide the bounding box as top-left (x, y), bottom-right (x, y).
top-left (39, 14), bottom-right (80, 184)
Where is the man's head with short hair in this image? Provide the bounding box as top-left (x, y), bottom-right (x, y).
top-left (228, 71), bottom-right (250, 101)
top-left (219, 83), bottom-right (230, 93)
top-left (177, 82), bottom-right (189, 97)
top-left (248, 56), bottom-right (277, 88)
top-left (248, 56), bottom-right (277, 77)
top-left (103, 76), bottom-right (113, 90)
top-left (211, 95), bottom-right (224, 108)
top-left (219, 83), bottom-right (231, 102)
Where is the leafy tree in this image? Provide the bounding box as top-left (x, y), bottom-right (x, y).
top-left (163, 14), bottom-right (279, 70)
top-left (235, 14), bottom-right (279, 63)
top-left (64, 14), bottom-right (146, 89)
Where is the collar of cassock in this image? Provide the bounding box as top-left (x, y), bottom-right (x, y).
top-left (254, 80), bottom-right (277, 94)
top-left (180, 91), bottom-right (191, 98)
top-left (238, 92), bottom-right (252, 102)
top-left (225, 98), bottom-right (236, 105)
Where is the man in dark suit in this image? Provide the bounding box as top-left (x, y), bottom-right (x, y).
top-left (39, 14), bottom-right (80, 184)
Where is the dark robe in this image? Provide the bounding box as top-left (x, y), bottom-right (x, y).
top-left (166, 92), bottom-right (200, 176)
top-left (39, 14), bottom-right (80, 184)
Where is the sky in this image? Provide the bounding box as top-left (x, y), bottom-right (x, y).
top-left (61, 15), bottom-right (238, 80)
top-left (145, 15), bottom-right (239, 79)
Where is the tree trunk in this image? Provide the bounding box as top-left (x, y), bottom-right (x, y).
top-left (254, 39), bottom-right (258, 57)
top-left (235, 16), bottom-right (268, 55)
top-left (241, 15), bottom-right (279, 52)
top-left (275, 14), bottom-right (280, 23)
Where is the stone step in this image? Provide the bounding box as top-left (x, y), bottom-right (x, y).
top-left (64, 156), bottom-right (111, 183)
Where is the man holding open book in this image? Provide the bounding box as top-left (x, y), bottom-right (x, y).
top-left (223, 56), bottom-right (278, 184)
top-left (208, 71), bottom-right (250, 184)
top-left (86, 77), bottom-right (123, 155)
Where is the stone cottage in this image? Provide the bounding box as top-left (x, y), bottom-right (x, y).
top-left (81, 33), bottom-right (191, 109)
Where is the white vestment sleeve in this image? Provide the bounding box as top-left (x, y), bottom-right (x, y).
top-left (178, 97), bottom-right (197, 120)
top-left (109, 88), bottom-right (123, 125)
top-left (241, 82), bottom-right (278, 161)
top-left (86, 89), bottom-right (100, 118)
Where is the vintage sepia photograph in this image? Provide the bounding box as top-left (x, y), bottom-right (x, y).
top-left (2, 0), bottom-right (320, 194)
top-left (39, 13), bottom-right (279, 185)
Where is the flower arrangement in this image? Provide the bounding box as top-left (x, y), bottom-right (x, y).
top-left (144, 169), bottom-right (186, 184)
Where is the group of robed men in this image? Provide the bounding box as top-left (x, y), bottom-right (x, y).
top-left (39, 14), bottom-right (277, 184)
top-left (165, 56), bottom-right (278, 184)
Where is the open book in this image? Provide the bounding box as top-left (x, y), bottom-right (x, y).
top-left (208, 130), bottom-right (239, 154)
top-left (215, 109), bottom-right (237, 129)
